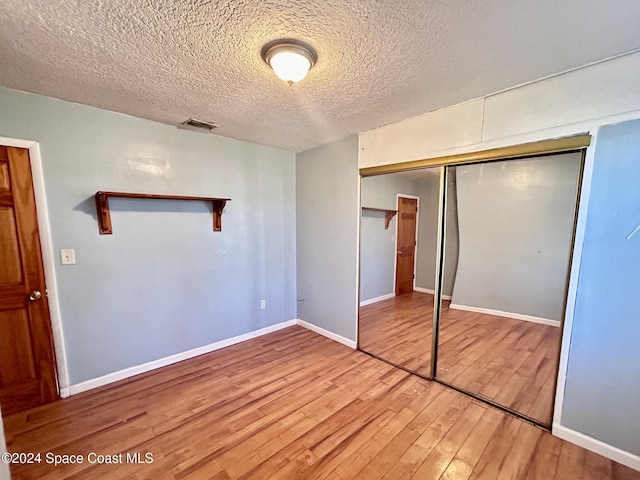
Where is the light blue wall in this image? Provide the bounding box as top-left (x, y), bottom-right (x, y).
top-left (0, 87), bottom-right (296, 385)
top-left (415, 170), bottom-right (459, 296)
top-left (562, 119), bottom-right (640, 455)
top-left (360, 174), bottom-right (419, 302)
top-left (360, 211), bottom-right (397, 301)
top-left (451, 153), bottom-right (581, 320)
top-left (360, 170), bottom-right (458, 302)
top-left (296, 136), bottom-right (359, 341)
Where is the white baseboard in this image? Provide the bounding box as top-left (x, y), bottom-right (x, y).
top-left (66, 318), bottom-right (357, 397)
top-left (360, 292), bottom-right (395, 307)
top-left (67, 320), bottom-right (297, 396)
top-left (553, 424), bottom-right (640, 472)
top-left (413, 287), bottom-right (452, 300)
top-left (448, 303), bottom-right (560, 327)
top-left (296, 319), bottom-right (357, 349)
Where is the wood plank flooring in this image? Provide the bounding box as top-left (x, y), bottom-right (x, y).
top-left (3, 326), bottom-right (639, 479)
top-left (359, 291), bottom-right (435, 376)
top-left (359, 292), bottom-right (560, 425)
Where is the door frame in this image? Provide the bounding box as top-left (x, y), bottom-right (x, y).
top-left (393, 194), bottom-right (420, 296)
top-left (0, 136), bottom-right (70, 397)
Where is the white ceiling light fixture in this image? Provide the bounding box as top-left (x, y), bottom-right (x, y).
top-left (262, 39), bottom-right (317, 85)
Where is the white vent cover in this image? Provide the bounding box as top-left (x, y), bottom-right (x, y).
top-left (178, 118), bottom-right (220, 133)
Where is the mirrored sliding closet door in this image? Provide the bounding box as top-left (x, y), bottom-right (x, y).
top-left (435, 152), bottom-right (583, 426)
top-left (358, 139), bottom-right (587, 428)
top-left (358, 167), bottom-right (441, 377)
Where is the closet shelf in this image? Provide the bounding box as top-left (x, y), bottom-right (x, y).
top-left (95, 191), bottom-right (231, 234)
top-left (362, 206), bottom-right (398, 229)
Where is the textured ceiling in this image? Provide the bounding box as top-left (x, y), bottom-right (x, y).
top-left (1, 1), bottom-right (640, 152)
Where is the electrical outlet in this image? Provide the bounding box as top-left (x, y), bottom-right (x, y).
top-left (260, 299), bottom-right (266, 310)
top-left (60, 249), bottom-right (76, 265)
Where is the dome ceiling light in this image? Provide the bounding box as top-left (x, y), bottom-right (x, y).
top-left (261, 39), bottom-right (317, 85)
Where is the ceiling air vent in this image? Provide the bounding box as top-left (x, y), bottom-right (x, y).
top-left (178, 118), bottom-right (220, 133)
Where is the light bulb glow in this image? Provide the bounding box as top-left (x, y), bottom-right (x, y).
top-left (269, 51), bottom-right (311, 83)
top-left (262, 39), bottom-right (317, 85)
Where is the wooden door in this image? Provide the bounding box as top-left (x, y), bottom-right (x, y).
top-left (0, 146), bottom-right (58, 416)
top-left (395, 197), bottom-right (418, 295)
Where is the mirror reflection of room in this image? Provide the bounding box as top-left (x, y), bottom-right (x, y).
top-left (436, 152), bottom-right (582, 426)
top-left (359, 167), bottom-right (443, 376)
top-left (359, 151), bottom-right (583, 428)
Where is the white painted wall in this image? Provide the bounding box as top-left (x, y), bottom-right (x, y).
top-left (358, 49), bottom-right (640, 470)
top-left (359, 99), bottom-right (484, 165)
top-left (360, 51), bottom-right (640, 168)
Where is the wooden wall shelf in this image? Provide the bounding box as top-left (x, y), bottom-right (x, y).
top-left (95, 191), bottom-right (231, 234)
top-left (362, 207), bottom-right (398, 229)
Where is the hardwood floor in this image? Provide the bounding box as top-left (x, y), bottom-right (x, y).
top-left (359, 291), bottom-right (560, 425)
top-left (4, 326), bottom-right (639, 479)
top-left (359, 291), bottom-right (435, 376)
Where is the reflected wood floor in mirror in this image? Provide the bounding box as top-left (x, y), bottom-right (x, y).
top-left (5, 326), bottom-right (638, 479)
top-left (359, 291), bottom-right (436, 376)
top-left (359, 292), bottom-right (560, 425)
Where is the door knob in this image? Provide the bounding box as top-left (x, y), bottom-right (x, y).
top-left (29, 290), bottom-right (42, 302)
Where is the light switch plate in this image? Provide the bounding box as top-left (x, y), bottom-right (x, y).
top-left (60, 249), bottom-right (76, 265)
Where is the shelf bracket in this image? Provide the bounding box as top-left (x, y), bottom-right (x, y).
top-left (384, 211), bottom-right (397, 229)
top-left (95, 192), bottom-right (112, 234)
top-left (212, 199), bottom-right (227, 232)
top-left (362, 207), bottom-right (398, 230)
